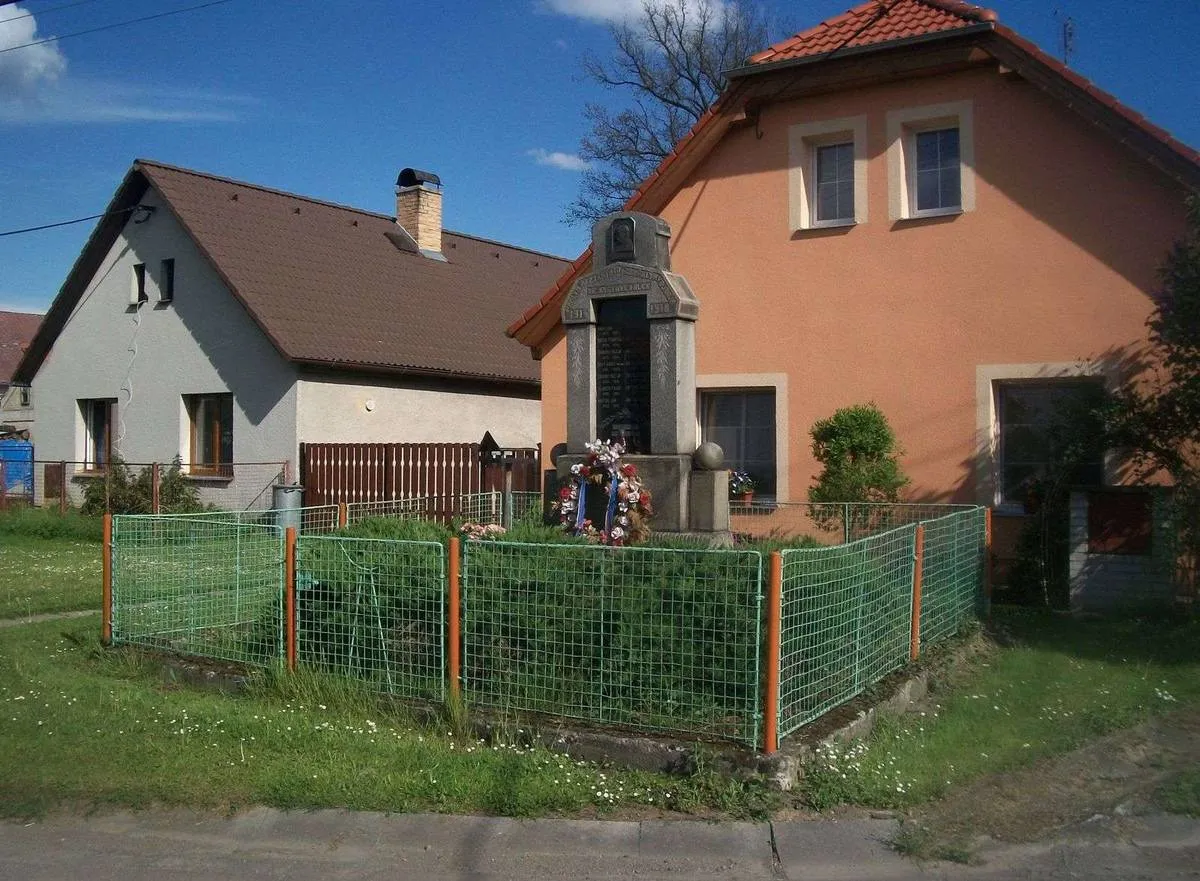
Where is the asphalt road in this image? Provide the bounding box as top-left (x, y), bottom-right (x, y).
top-left (1, 808), bottom-right (1198, 880)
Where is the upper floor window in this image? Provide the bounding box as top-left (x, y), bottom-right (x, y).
top-left (131, 263), bottom-right (147, 305)
top-left (80, 398), bottom-right (115, 471)
top-left (887, 100), bottom-right (975, 221)
top-left (185, 393), bottom-right (233, 476)
top-left (914, 127), bottom-right (961, 212)
top-left (788, 115), bottom-right (867, 231)
top-left (159, 258), bottom-right (175, 303)
top-left (814, 142), bottom-right (856, 223)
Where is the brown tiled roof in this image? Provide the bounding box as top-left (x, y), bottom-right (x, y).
top-left (18, 161), bottom-right (568, 386)
top-left (0, 311), bottom-right (41, 385)
top-left (749, 0), bottom-right (995, 64)
top-left (507, 0), bottom-right (1199, 349)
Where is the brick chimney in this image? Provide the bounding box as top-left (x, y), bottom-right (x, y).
top-left (395, 168), bottom-right (443, 255)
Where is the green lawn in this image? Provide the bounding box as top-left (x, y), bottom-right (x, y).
top-left (0, 618), bottom-right (775, 819)
top-left (800, 607), bottom-right (1200, 809)
top-left (0, 538), bottom-right (102, 619)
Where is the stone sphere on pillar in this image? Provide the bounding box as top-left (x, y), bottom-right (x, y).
top-left (692, 442), bottom-right (725, 471)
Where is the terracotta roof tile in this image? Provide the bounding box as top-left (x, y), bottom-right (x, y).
top-left (135, 161), bottom-right (569, 384)
top-left (0, 311), bottom-right (41, 385)
top-left (750, 0), bottom-right (996, 64)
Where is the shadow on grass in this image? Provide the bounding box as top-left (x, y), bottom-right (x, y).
top-left (989, 605), bottom-right (1200, 669)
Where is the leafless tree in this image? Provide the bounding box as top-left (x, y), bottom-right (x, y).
top-left (566, 0), bottom-right (773, 225)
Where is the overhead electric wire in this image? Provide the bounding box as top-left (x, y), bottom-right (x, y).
top-left (0, 0), bottom-right (110, 26)
top-left (0, 206), bottom-right (139, 237)
top-left (0, 0), bottom-right (236, 55)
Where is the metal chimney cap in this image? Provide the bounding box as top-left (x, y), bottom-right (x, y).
top-left (397, 168), bottom-right (441, 189)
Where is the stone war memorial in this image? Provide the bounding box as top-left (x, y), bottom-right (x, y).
top-left (557, 212), bottom-right (730, 540)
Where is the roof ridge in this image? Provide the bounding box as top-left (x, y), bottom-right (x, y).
top-left (749, 0), bottom-right (997, 65)
top-left (134, 158), bottom-right (396, 222)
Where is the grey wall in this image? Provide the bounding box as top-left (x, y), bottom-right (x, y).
top-left (1068, 489), bottom-right (1176, 611)
top-left (31, 188), bottom-right (299, 496)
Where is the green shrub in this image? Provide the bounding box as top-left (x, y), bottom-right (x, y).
top-left (808, 403), bottom-right (909, 506)
top-left (0, 508), bottom-right (103, 542)
top-left (79, 456), bottom-right (202, 516)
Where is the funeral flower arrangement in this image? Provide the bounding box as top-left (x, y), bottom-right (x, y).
top-left (459, 522), bottom-right (507, 541)
top-left (555, 439), bottom-right (652, 546)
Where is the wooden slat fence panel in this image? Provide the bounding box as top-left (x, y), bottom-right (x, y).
top-left (301, 442), bottom-right (538, 508)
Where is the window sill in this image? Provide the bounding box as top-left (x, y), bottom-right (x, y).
top-left (73, 470), bottom-right (108, 479)
top-left (808, 218), bottom-right (857, 230)
top-left (185, 471), bottom-right (234, 484)
top-left (904, 207), bottom-right (963, 220)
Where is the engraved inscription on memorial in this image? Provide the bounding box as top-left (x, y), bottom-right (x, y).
top-left (595, 296), bottom-right (651, 453)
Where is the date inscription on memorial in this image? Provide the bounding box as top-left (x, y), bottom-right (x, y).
top-left (595, 296), bottom-right (651, 453)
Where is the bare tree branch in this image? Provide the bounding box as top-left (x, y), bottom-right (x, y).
top-left (566, 0), bottom-right (772, 226)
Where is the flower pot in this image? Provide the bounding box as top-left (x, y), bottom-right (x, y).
top-left (740, 491), bottom-right (755, 506)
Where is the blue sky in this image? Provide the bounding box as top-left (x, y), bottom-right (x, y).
top-left (1, 0), bottom-right (1197, 314)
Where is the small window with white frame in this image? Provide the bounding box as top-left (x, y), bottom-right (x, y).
top-left (887, 100), bottom-right (975, 221)
top-left (131, 263), bottom-right (147, 304)
top-left (788, 115), bottom-right (867, 231)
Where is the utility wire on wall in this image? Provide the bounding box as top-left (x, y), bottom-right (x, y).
top-left (0, 205), bottom-right (150, 237)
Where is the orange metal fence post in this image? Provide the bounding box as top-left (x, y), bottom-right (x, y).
top-left (984, 508), bottom-right (994, 619)
top-left (102, 513), bottom-right (113, 645)
top-left (151, 462), bottom-right (161, 514)
top-left (58, 461), bottom-right (67, 515)
top-left (338, 502), bottom-right (348, 529)
top-left (448, 536), bottom-right (462, 700)
top-left (0, 461), bottom-right (6, 511)
top-left (911, 525), bottom-right (925, 661)
top-left (285, 526), bottom-right (297, 672)
top-left (764, 551), bottom-right (782, 754)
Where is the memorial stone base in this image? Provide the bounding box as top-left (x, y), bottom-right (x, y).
top-left (557, 454), bottom-right (730, 538)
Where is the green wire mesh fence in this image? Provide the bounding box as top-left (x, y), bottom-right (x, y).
top-left (461, 541), bottom-right (764, 746)
top-left (111, 515), bottom-right (284, 664)
top-left (777, 525), bottom-right (918, 738)
top-left (919, 508), bottom-right (988, 646)
top-left (295, 535), bottom-right (445, 701)
top-left (732, 502), bottom-right (975, 544)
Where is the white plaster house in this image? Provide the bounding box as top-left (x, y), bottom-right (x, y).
top-left (13, 160), bottom-right (567, 504)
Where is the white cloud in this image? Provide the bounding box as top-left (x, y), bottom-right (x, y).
top-left (0, 4), bottom-right (67, 98)
top-left (538, 0), bottom-right (725, 23)
top-left (0, 5), bottom-right (250, 125)
top-left (527, 149), bottom-right (590, 172)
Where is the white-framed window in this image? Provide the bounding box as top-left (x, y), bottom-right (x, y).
top-left (788, 115), bottom-right (867, 231)
top-left (159, 258), bottom-right (175, 303)
top-left (79, 398), bottom-right (115, 471)
top-left (913, 127), bottom-right (961, 212)
top-left (814, 142), bottom-right (855, 223)
top-left (887, 100), bottom-right (975, 220)
top-left (184, 393), bottom-right (234, 476)
top-left (994, 380), bottom-right (1106, 507)
top-left (131, 263), bottom-right (147, 305)
top-left (700, 390), bottom-right (777, 496)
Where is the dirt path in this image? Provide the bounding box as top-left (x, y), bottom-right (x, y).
top-left (0, 609), bottom-right (97, 629)
top-left (901, 706), bottom-right (1200, 859)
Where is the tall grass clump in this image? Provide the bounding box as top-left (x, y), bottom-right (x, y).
top-left (0, 507), bottom-right (103, 542)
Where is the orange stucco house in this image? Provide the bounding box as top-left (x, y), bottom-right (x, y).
top-left (509, 0), bottom-right (1199, 548)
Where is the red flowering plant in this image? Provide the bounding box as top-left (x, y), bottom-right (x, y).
top-left (553, 439), bottom-right (652, 545)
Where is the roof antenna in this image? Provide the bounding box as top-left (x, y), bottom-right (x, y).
top-left (1054, 7), bottom-right (1076, 66)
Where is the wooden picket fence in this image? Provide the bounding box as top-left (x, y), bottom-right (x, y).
top-left (299, 442), bottom-right (540, 508)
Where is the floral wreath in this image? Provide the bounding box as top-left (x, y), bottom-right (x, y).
top-left (554, 439), bottom-right (652, 546)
